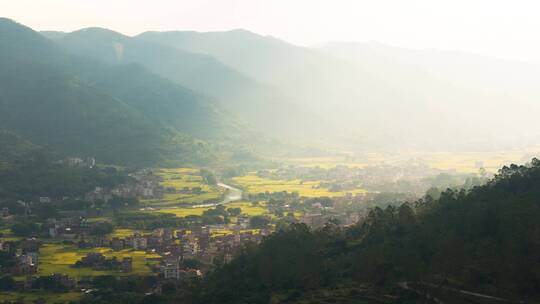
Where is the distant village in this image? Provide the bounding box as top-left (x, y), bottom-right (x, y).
top-left (1, 220), bottom-right (272, 292)
top-left (0, 156), bottom-right (464, 298)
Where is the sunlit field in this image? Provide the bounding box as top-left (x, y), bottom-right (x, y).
top-left (421, 151), bottom-right (538, 173)
top-left (141, 168), bottom-right (224, 207)
top-left (158, 168), bottom-right (207, 189)
top-left (284, 156), bottom-right (367, 169)
top-left (152, 201), bottom-right (269, 218)
top-left (210, 229), bottom-right (260, 237)
top-left (284, 148), bottom-right (540, 174)
top-left (110, 228), bottom-right (147, 238)
top-left (225, 201), bottom-right (269, 216)
top-left (38, 243), bottom-right (160, 278)
top-left (150, 206), bottom-right (210, 217)
top-left (232, 174), bottom-right (367, 197)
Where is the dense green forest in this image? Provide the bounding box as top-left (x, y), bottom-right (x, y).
top-left (0, 154), bottom-right (128, 202)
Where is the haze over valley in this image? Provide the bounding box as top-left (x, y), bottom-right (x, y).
top-left (2, 1), bottom-right (540, 303)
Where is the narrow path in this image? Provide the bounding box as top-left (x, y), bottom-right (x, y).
top-left (398, 282), bottom-right (527, 304)
top-left (398, 282), bottom-right (444, 304)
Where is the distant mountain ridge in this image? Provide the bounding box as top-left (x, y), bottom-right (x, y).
top-left (138, 29), bottom-right (540, 151)
top-left (45, 27), bottom-right (328, 140)
top-left (6, 16), bottom-right (540, 164)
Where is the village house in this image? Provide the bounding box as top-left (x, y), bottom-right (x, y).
top-left (121, 257), bottom-right (132, 272)
top-left (162, 262), bottom-right (180, 280)
top-left (132, 234), bottom-right (148, 250)
top-left (12, 254), bottom-right (37, 275)
top-left (39, 197), bottom-right (51, 203)
top-left (111, 238), bottom-right (125, 251)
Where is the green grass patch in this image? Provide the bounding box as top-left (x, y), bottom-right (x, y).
top-left (142, 168), bottom-right (224, 207)
top-left (38, 243), bottom-right (160, 278)
top-left (152, 201), bottom-right (269, 218)
top-left (109, 228), bottom-right (148, 238)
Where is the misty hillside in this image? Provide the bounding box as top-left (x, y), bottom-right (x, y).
top-left (0, 130), bottom-right (44, 164)
top-left (43, 28), bottom-right (327, 139)
top-left (5, 16), bottom-right (540, 163)
top-left (139, 30), bottom-right (540, 151)
top-left (319, 41), bottom-right (540, 145)
top-left (0, 18), bottom-right (240, 165)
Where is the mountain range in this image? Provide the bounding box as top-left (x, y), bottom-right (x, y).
top-left (0, 18), bottom-right (245, 165)
top-left (43, 28), bottom-right (325, 140)
top-left (139, 30), bottom-right (540, 151)
top-left (3, 17), bottom-right (540, 166)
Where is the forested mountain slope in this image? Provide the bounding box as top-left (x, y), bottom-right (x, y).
top-left (0, 130), bottom-right (44, 164)
top-left (45, 28), bottom-right (327, 139)
top-left (0, 18), bottom-right (245, 165)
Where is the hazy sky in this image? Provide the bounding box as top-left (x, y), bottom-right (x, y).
top-left (3, 0), bottom-right (540, 62)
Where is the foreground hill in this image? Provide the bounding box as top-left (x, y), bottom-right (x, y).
top-left (44, 28), bottom-right (327, 139)
top-left (176, 160), bottom-right (540, 303)
top-left (0, 18), bottom-right (246, 165)
top-left (77, 160), bottom-right (540, 304)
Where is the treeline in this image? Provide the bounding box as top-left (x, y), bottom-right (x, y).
top-left (114, 205), bottom-right (269, 231)
top-left (0, 153), bottom-right (128, 201)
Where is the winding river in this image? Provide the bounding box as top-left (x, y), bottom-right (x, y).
top-left (190, 182), bottom-right (243, 208)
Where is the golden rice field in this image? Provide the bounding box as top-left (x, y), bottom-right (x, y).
top-left (232, 174), bottom-right (367, 197)
top-left (421, 151), bottom-right (536, 173)
top-left (141, 168), bottom-right (224, 206)
top-left (38, 243), bottom-right (160, 278)
top-left (209, 229), bottom-right (260, 237)
top-left (151, 206), bottom-right (209, 217)
top-left (286, 149), bottom-right (540, 174)
top-left (109, 228), bottom-right (147, 238)
top-left (152, 201), bottom-right (269, 218)
top-left (226, 201), bottom-right (269, 216)
top-left (158, 168), bottom-right (207, 190)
